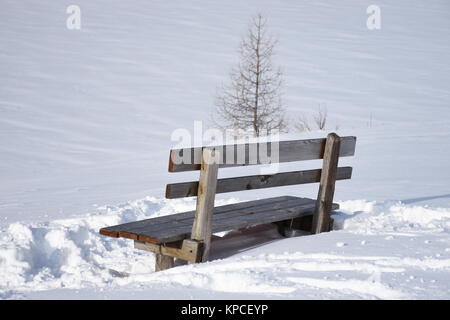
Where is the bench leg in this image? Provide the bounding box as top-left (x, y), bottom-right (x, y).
top-left (191, 148), bottom-right (219, 262)
top-left (135, 240), bottom-right (203, 271)
top-left (312, 133), bottom-right (341, 234)
top-left (155, 254), bottom-right (174, 272)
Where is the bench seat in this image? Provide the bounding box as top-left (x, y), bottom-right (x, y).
top-left (100, 196), bottom-right (339, 244)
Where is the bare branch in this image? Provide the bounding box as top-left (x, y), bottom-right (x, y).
top-left (295, 114), bottom-right (311, 132)
top-left (313, 105), bottom-right (327, 130)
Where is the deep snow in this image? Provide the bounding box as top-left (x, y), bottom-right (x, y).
top-left (0, 0), bottom-right (449, 299)
top-left (1, 197), bottom-right (449, 299)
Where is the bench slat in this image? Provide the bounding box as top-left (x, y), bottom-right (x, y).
top-left (101, 196), bottom-right (300, 239)
top-left (168, 136), bottom-right (356, 172)
top-left (99, 196), bottom-right (339, 244)
top-left (100, 196), bottom-right (296, 238)
top-left (114, 197), bottom-right (311, 238)
top-left (166, 166), bottom-right (352, 199)
top-left (136, 199), bottom-right (339, 244)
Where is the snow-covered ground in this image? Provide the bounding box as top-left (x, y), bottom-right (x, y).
top-left (1, 0), bottom-right (449, 299)
top-left (1, 197), bottom-right (450, 299)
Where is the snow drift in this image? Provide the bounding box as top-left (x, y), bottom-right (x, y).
top-left (1, 197), bottom-right (449, 299)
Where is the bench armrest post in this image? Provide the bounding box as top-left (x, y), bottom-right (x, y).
top-left (312, 133), bottom-right (341, 234)
top-left (191, 147), bottom-right (219, 262)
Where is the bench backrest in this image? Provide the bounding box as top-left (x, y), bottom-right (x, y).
top-left (166, 135), bottom-right (356, 199)
top-left (165, 133), bottom-right (356, 261)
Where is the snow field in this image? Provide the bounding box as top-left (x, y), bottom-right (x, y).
top-left (1, 0), bottom-right (450, 299)
top-left (1, 197), bottom-right (449, 299)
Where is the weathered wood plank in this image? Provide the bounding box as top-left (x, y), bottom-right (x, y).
top-left (104, 197), bottom-right (316, 242)
top-left (99, 196), bottom-right (297, 238)
top-left (166, 167), bottom-right (352, 199)
top-left (312, 133), bottom-right (341, 234)
top-left (190, 148), bottom-right (219, 262)
top-left (101, 196), bottom-right (339, 244)
top-left (134, 239), bottom-right (203, 263)
top-left (130, 198), bottom-right (317, 241)
top-left (101, 197), bottom-right (310, 241)
top-left (136, 201), bottom-right (339, 244)
top-left (168, 136), bottom-right (356, 172)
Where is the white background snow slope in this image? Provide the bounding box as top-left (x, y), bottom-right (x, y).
top-left (0, 0), bottom-right (449, 299)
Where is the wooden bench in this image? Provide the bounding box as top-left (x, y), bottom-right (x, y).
top-left (99, 133), bottom-right (356, 271)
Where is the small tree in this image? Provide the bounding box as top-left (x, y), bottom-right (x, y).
top-left (214, 14), bottom-right (287, 137)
